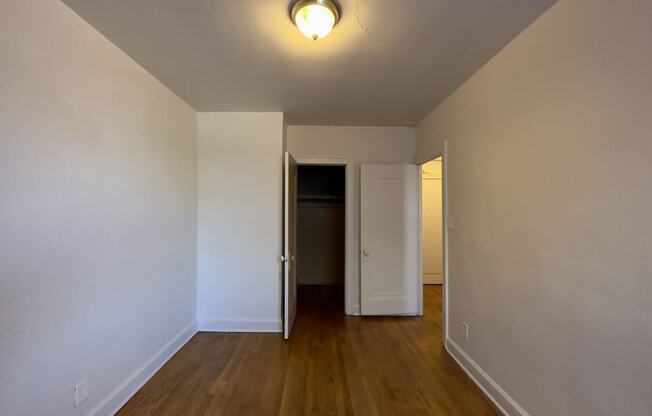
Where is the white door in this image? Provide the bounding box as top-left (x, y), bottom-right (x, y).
top-left (283, 152), bottom-right (298, 339)
top-left (361, 164), bottom-right (419, 315)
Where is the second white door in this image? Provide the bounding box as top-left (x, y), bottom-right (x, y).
top-left (360, 164), bottom-right (419, 315)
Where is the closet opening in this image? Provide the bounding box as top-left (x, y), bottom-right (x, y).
top-left (296, 165), bottom-right (346, 315)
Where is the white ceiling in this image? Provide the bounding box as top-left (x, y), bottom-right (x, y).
top-left (62, 0), bottom-right (556, 126)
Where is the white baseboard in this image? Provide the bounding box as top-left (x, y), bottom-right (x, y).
top-left (88, 321), bottom-right (197, 416)
top-left (198, 318), bottom-right (282, 333)
top-left (350, 303), bottom-right (361, 315)
top-left (446, 337), bottom-right (530, 416)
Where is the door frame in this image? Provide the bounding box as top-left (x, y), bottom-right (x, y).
top-left (417, 141), bottom-right (449, 343)
top-left (294, 157), bottom-right (356, 315)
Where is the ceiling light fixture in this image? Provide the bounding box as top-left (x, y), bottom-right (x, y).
top-left (291, 0), bottom-right (340, 41)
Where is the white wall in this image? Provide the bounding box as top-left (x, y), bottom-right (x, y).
top-left (287, 126), bottom-right (415, 313)
top-left (416, 0), bottom-right (652, 415)
top-left (0, 1), bottom-right (198, 415)
top-left (197, 112), bottom-right (285, 332)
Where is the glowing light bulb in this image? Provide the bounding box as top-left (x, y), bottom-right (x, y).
top-left (292, 1), bottom-right (339, 41)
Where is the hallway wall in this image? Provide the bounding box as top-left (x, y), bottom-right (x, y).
top-left (416, 0), bottom-right (652, 414)
top-left (422, 158), bottom-right (443, 285)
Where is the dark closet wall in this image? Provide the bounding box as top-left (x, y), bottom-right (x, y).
top-left (297, 166), bottom-right (345, 286)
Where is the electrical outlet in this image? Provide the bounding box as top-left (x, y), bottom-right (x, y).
top-left (74, 378), bottom-right (88, 407)
top-left (462, 322), bottom-right (469, 340)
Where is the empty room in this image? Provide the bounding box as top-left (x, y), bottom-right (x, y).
top-left (1, 1), bottom-right (651, 416)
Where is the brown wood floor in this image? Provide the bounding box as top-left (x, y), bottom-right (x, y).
top-left (117, 285), bottom-right (499, 416)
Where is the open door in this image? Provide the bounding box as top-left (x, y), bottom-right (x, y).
top-left (283, 152), bottom-right (298, 339)
top-left (361, 164), bottom-right (419, 315)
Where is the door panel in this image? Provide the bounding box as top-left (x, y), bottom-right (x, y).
top-left (284, 152), bottom-right (298, 339)
top-left (361, 164), bottom-right (419, 315)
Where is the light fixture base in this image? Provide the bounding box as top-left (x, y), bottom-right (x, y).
top-left (291, 0), bottom-right (341, 26)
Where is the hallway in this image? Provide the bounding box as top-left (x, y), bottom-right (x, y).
top-left (117, 286), bottom-right (499, 415)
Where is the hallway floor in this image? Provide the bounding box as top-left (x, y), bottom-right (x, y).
top-left (117, 286), bottom-right (499, 415)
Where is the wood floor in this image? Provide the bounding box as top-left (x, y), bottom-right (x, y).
top-left (117, 286), bottom-right (499, 416)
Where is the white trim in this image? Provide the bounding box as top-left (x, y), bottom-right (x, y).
top-left (446, 337), bottom-right (530, 416)
top-left (89, 321), bottom-right (197, 416)
top-left (442, 140), bottom-right (450, 341)
top-left (294, 157), bottom-right (357, 315)
top-left (417, 165), bottom-right (424, 316)
top-left (198, 319), bottom-right (282, 333)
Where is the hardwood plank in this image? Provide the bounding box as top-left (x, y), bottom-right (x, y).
top-left (117, 286), bottom-right (499, 416)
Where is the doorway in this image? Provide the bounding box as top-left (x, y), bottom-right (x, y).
top-left (419, 154), bottom-right (447, 341)
top-left (296, 165), bottom-right (346, 314)
top-left (422, 157), bottom-right (443, 285)
top-left (283, 156), bottom-right (355, 339)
